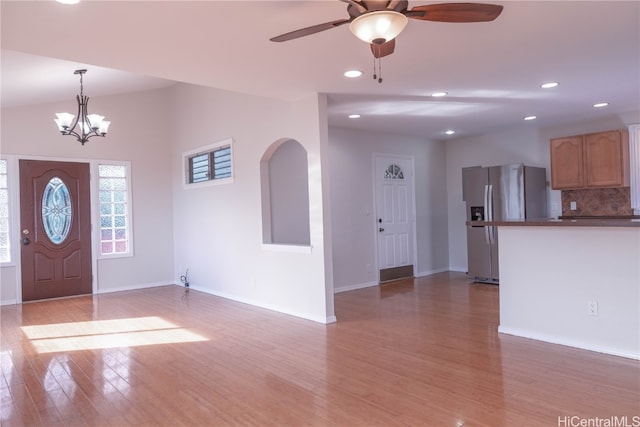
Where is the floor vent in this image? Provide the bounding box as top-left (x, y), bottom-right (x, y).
top-left (379, 265), bottom-right (414, 283)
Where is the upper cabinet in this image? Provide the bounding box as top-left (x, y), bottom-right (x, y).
top-left (550, 130), bottom-right (629, 190)
top-left (550, 136), bottom-right (584, 189)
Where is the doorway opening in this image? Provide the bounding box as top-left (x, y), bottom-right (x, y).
top-left (373, 154), bottom-right (416, 283)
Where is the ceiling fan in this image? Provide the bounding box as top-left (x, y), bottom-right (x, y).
top-left (270, 1), bottom-right (503, 59)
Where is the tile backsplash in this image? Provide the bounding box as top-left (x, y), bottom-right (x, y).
top-left (561, 187), bottom-right (632, 217)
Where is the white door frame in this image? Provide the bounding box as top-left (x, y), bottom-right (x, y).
top-left (372, 153), bottom-right (418, 282)
top-left (4, 154), bottom-right (102, 304)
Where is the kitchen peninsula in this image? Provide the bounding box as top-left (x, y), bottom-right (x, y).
top-left (473, 218), bottom-right (640, 360)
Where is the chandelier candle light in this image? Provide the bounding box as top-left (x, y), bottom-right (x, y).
top-left (54, 69), bottom-right (110, 145)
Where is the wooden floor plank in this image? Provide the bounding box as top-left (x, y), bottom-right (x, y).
top-left (1, 272), bottom-right (638, 426)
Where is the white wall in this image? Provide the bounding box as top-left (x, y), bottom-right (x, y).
top-left (499, 226), bottom-right (640, 359)
top-left (168, 84), bottom-right (334, 323)
top-left (0, 89), bottom-right (175, 303)
top-left (328, 127), bottom-right (448, 292)
top-left (446, 111), bottom-right (640, 272)
top-left (0, 267), bottom-right (17, 303)
top-left (2, 83), bottom-right (335, 323)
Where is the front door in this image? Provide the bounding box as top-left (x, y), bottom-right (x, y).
top-left (19, 160), bottom-right (92, 301)
top-left (374, 154), bottom-right (415, 282)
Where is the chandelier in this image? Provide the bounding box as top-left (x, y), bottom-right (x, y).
top-left (54, 69), bottom-right (111, 145)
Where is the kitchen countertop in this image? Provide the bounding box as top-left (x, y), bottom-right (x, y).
top-left (467, 218), bottom-right (640, 228)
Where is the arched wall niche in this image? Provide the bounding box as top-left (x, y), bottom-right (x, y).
top-left (260, 138), bottom-right (311, 246)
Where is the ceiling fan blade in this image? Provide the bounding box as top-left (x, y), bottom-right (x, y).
top-left (270, 19), bottom-right (351, 42)
top-left (388, 0), bottom-right (409, 12)
top-left (339, 0), bottom-right (367, 15)
top-left (409, 3), bottom-right (503, 23)
top-left (371, 39), bottom-right (395, 58)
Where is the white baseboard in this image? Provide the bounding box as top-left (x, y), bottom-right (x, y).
top-left (1, 281), bottom-right (175, 305)
top-left (334, 269), bottom-right (453, 293)
top-left (187, 285), bottom-right (335, 324)
top-left (333, 281), bottom-right (378, 294)
top-left (96, 281), bottom-right (175, 294)
top-left (0, 282), bottom-right (175, 306)
top-left (415, 267), bottom-right (449, 277)
top-left (498, 326), bottom-right (640, 360)
top-left (2, 281), bottom-right (336, 324)
top-left (448, 266), bottom-right (467, 273)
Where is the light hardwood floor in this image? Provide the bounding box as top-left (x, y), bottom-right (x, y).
top-left (1, 272), bottom-right (639, 426)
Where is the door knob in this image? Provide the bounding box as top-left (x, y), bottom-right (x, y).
top-left (379, 227), bottom-right (384, 232)
top-left (22, 237), bottom-right (30, 245)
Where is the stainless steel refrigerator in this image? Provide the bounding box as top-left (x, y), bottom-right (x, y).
top-left (462, 164), bottom-right (547, 284)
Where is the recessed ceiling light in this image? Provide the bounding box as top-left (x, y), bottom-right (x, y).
top-left (593, 102), bottom-right (609, 108)
top-left (344, 70), bottom-right (363, 78)
top-left (56, 0), bottom-right (80, 4)
top-left (523, 115), bottom-right (537, 121)
top-left (540, 82), bottom-right (559, 89)
top-left (431, 92), bottom-right (448, 97)
top-left (348, 114), bottom-right (361, 119)
top-left (445, 130), bottom-right (456, 135)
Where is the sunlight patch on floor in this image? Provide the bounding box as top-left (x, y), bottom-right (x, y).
top-left (20, 316), bottom-right (208, 353)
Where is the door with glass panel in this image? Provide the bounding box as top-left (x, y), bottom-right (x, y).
top-left (374, 154), bottom-right (415, 281)
top-left (19, 160), bottom-right (92, 301)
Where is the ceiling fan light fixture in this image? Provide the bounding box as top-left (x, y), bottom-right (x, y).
top-left (349, 10), bottom-right (408, 44)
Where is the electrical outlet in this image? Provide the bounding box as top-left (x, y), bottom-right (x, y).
top-left (366, 264), bottom-right (372, 273)
top-left (570, 201), bottom-right (577, 211)
top-left (587, 300), bottom-right (598, 316)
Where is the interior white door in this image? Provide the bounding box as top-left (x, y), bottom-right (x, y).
top-left (374, 154), bottom-right (415, 276)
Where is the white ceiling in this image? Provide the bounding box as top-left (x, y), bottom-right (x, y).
top-left (1, 1), bottom-right (639, 140)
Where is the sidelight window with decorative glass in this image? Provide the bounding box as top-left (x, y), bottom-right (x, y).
top-left (54, 69), bottom-right (111, 145)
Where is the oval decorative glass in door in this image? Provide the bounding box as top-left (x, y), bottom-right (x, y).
top-left (42, 177), bottom-right (73, 244)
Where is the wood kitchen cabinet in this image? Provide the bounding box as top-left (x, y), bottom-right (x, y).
top-left (550, 130), bottom-right (629, 189)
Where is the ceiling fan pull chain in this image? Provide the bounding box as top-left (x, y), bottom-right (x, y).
top-left (372, 57), bottom-right (377, 81)
top-left (372, 58), bottom-right (383, 83)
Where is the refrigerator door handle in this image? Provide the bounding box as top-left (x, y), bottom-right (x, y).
top-left (488, 184), bottom-right (496, 244)
top-left (488, 184), bottom-right (494, 221)
top-left (483, 185), bottom-right (490, 244)
top-left (483, 185), bottom-right (489, 220)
